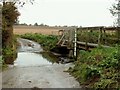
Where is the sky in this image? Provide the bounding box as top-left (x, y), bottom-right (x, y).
top-left (18, 0), bottom-right (115, 27)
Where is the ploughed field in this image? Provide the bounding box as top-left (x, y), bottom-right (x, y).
top-left (13, 25), bottom-right (66, 35)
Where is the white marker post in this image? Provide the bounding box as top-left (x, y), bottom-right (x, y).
top-left (74, 28), bottom-right (77, 60)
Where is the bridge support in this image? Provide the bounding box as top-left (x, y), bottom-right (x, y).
top-left (68, 49), bottom-right (73, 58)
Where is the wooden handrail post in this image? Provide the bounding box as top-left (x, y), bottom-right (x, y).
top-left (98, 27), bottom-right (102, 47)
top-left (85, 28), bottom-right (88, 50)
top-left (103, 28), bottom-right (106, 45)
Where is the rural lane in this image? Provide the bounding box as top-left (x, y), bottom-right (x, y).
top-left (2, 38), bottom-right (80, 88)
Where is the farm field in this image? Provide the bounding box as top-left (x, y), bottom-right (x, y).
top-left (13, 25), bottom-right (67, 35)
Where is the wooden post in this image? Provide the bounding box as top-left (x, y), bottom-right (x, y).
top-left (68, 29), bottom-right (74, 58)
top-left (68, 29), bottom-right (73, 48)
top-left (98, 27), bottom-right (102, 47)
top-left (85, 28), bottom-right (88, 50)
top-left (103, 28), bottom-right (106, 45)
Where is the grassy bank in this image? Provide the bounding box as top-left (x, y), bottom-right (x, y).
top-left (19, 33), bottom-right (58, 51)
top-left (68, 46), bottom-right (120, 89)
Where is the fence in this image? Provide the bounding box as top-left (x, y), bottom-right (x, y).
top-left (77, 27), bottom-right (119, 47)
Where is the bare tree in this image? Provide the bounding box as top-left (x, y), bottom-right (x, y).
top-left (110, 0), bottom-right (120, 27)
top-left (1, 0), bottom-right (34, 7)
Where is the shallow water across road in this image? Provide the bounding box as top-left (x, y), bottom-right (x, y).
top-left (2, 38), bottom-right (80, 88)
top-left (15, 38), bottom-right (53, 67)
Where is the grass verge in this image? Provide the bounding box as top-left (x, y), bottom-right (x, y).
top-left (68, 46), bottom-right (120, 89)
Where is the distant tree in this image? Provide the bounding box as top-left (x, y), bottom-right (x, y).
top-left (34, 22), bottom-right (38, 26)
top-left (20, 23), bottom-right (28, 25)
top-left (63, 25), bottom-right (68, 27)
top-left (40, 23), bottom-right (44, 26)
top-left (29, 24), bottom-right (32, 26)
top-left (44, 24), bottom-right (49, 27)
top-left (110, 0), bottom-right (120, 26)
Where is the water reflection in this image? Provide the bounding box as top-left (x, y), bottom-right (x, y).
top-left (14, 52), bottom-right (53, 67)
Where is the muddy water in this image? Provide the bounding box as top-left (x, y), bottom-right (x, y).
top-left (2, 38), bottom-right (80, 88)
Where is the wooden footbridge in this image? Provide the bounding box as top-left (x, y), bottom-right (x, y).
top-left (56, 26), bottom-right (119, 58)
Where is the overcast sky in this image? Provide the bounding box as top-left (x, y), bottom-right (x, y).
top-left (18, 0), bottom-right (115, 27)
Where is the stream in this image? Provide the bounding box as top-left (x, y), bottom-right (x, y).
top-left (2, 38), bottom-right (80, 88)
